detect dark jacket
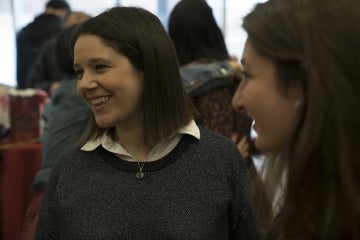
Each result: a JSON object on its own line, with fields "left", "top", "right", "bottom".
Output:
{"left": 31, "top": 76, "right": 88, "bottom": 191}
{"left": 16, "top": 13, "right": 63, "bottom": 89}
{"left": 28, "top": 37, "right": 64, "bottom": 93}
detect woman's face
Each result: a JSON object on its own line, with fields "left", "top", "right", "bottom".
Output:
{"left": 232, "top": 40, "right": 303, "bottom": 154}
{"left": 74, "top": 34, "right": 143, "bottom": 130}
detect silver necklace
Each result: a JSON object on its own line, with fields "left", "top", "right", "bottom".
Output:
{"left": 136, "top": 161, "right": 146, "bottom": 179}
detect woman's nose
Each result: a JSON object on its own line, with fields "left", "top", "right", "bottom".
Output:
{"left": 232, "top": 80, "right": 246, "bottom": 112}
{"left": 77, "top": 71, "right": 97, "bottom": 90}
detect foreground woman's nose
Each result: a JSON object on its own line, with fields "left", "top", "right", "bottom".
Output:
{"left": 232, "top": 80, "right": 246, "bottom": 112}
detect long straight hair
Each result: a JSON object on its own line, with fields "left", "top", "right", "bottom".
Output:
{"left": 243, "top": 0, "right": 360, "bottom": 239}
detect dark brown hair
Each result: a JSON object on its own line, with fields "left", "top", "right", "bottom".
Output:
{"left": 243, "top": 0, "right": 360, "bottom": 239}
{"left": 46, "top": 0, "right": 70, "bottom": 11}
{"left": 168, "top": 0, "right": 229, "bottom": 65}
{"left": 72, "top": 7, "right": 196, "bottom": 147}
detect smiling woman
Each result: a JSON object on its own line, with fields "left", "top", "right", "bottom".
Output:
{"left": 232, "top": 0, "right": 360, "bottom": 239}
{"left": 34, "top": 6, "right": 260, "bottom": 240}
{"left": 74, "top": 35, "right": 144, "bottom": 135}
{"left": 235, "top": 40, "right": 304, "bottom": 154}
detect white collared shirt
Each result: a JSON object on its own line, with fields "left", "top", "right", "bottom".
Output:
{"left": 81, "top": 120, "right": 200, "bottom": 162}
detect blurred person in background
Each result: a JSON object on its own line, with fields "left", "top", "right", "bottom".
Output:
{"left": 28, "top": 11, "right": 90, "bottom": 95}
{"left": 20, "top": 24, "right": 84, "bottom": 240}
{"left": 16, "top": 0, "right": 71, "bottom": 89}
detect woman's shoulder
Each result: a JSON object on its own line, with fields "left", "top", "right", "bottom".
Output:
{"left": 52, "top": 147, "right": 96, "bottom": 169}
{"left": 50, "top": 147, "right": 107, "bottom": 180}
{"left": 198, "top": 128, "right": 241, "bottom": 156}
{"left": 195, "top": 128, "right": 249, "bottom": 178}
{"left": 199, "top": 127, "right": 234, "bottom": 143}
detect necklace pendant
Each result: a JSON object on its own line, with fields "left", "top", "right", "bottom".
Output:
{"left": 136, "top": 171, "right": 144, "bottom": 179}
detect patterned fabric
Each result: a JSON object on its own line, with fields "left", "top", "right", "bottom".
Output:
{"left": 192, "top": 81, "right": 253, "bottom": 140}
{"left": 181, "top": 61, "right": 234, "bottom": 97}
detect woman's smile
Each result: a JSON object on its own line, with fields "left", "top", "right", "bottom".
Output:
{"left": 88, "top": 95, "right": 112, "bottom": 108}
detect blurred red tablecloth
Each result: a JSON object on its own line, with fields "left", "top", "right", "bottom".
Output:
{"left": 0, "top": 142, "right": 41, "bottom": 240}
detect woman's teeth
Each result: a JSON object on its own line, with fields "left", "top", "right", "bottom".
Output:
{"left": 91, "top": 96, "right": 111, "bottom": 106}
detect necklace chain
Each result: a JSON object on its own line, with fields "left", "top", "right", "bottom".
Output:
{"left": 136, "top": 161, "right": 146, "bottom": 179}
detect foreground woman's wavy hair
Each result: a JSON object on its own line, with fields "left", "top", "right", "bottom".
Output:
{"left": 243, "top": 0, "right": 360, "bottom": 239}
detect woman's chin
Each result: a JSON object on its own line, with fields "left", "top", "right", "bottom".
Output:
{"left": 254, "top": 138, "right": 264, "bottom": 152}
{"left": 255, "top": 138, "right": 287, "bottom": 155}
{"left": 254, "top": 137, "right": 271, "bottom": 154}
{"left": 95, "top": 119, "right": 113, "bottom": 128}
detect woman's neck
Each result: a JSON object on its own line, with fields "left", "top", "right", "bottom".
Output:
{"left": 115, "top": 126, "right": 153, "bottom": 161}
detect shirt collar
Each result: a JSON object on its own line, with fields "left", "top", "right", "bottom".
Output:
{"left": 80, "top": 120, "right": 200, "bottom": 162}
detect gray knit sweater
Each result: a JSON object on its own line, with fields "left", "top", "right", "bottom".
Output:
{"left": 35, "top": 129, "right": 260, "bottom": 240}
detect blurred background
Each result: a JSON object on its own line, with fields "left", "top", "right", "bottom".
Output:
{"left": 0, "top": 0, "right": 266, "bottom": 88}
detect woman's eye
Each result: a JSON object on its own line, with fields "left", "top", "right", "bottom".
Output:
{"left": 95, "top": 64, "right": 108, "bottom": 70}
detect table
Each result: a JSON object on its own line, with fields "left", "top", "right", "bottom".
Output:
{"left": 0, "top": 142, "right": 41, "bottom": 240}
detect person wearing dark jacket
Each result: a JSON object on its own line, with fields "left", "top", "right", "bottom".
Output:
{"left": 28, "top": 11, "right": 90, "bottom": 95}
{"left": 16, "top": 0, "right": 70, "bottom": 89}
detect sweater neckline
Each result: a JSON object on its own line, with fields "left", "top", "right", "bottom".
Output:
{"left": 97, "top": 134, "right": 195, "bottom": 173}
